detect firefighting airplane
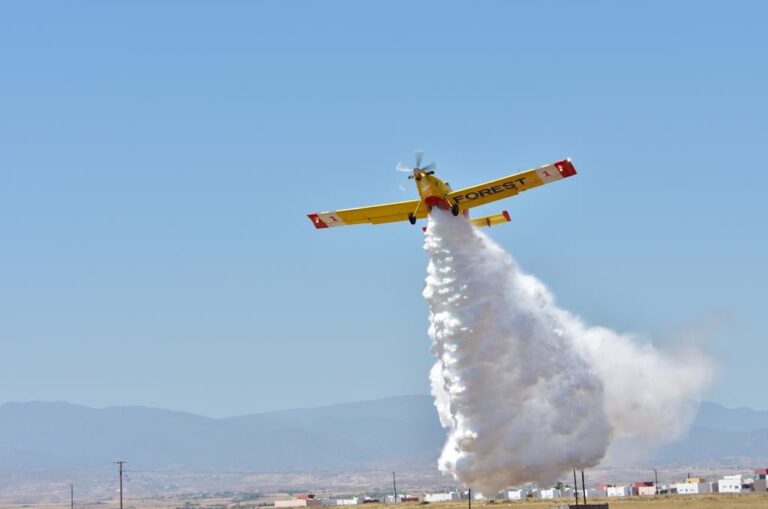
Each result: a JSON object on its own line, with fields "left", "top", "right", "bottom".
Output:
{"left": 307, "top": 152, "right": 577, "bottom": 229}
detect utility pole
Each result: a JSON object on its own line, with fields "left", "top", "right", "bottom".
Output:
{"left": 581, "top": 470, "right": 587, "bottom": 503}
{"left": 573, "top": 469, "right": 579, "bottom": 506}
{"left": 392, "top": 471, "right": 397, "bottom": 503}
{"left": 115, "top": 461, "right": 126, "bottom": 509}
{"left": 70, "top": 483, "right": 74, "bottom": 509}
{"left": 467, "top": 488, "right": 471, "bottom": 509}
{"left": 654, "top": 468, "right": 659, "bottom": 494}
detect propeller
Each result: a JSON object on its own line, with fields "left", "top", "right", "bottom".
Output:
{"left": 395, "top": 151, "right": 437, "bottom": 179}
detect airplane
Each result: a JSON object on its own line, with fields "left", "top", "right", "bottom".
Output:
{"left": 307, "top": 152, "right": 577, "bottom": 229}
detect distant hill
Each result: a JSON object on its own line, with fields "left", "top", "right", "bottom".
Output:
{"left": 0, "top": 396, "right": 443, "bottom": 471}
{"left": 654, "top": 425, "right": 768, "bottom": 465}
{"left": 694, "top": 401, "right": 768, "bottom": 432}
{"left": 653, "top": 401, "right": 768, "bottom": 465}
{"left": 0, "top": 396, "right": 766, "bottom": 472}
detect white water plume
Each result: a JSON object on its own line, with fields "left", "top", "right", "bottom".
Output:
{"left": 424, "top": 210, "right": 713, "bottom": 494}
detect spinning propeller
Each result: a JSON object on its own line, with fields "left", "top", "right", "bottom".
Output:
{"left": 395, "top": 150, "right": 437, "bottom": 179}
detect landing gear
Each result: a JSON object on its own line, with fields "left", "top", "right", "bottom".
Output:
{"left": 408, "top": 212, "right": 417, "bottom": 225}
{"left": 451, "top": 202, "right": 460, "bottom": 216}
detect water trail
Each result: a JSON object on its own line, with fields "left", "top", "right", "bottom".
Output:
{"left": 423, "top": 210, "right": 713, "bottom": 494}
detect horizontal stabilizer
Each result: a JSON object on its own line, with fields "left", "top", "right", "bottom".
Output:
{"left": 471, "top": 210, "right": 511, "bottom": 228}
{"left": 422, "top": 211, "right": 512, "bottom": 232}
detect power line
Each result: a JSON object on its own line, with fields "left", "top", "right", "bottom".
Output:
{"left": 572, "top": 469, "right": 579, "bottom": 506}
{"left": 114, "top": 461, "right": 126, "bottom": 509}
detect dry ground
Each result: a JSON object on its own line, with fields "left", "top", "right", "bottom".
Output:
{"left": 428, "top": 495, "right": 768, "bottom": 509}
{"left": 3, "top": 495, "right": 768, "bottom": 509}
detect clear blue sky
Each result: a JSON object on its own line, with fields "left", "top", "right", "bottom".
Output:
{"left": 1, "top": 1, "right": 765, "bottom": 417}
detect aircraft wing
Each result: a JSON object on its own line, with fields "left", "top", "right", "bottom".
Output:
{"left": 308, "top": 199, "right": 428, "bottom": 228}
{"left": 448, "top": 159, "right": 577, "bottom": 210}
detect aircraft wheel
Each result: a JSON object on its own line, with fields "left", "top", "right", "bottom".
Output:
{"left": 451, "top": 203, "right": 460, "bottom": 216}
{"left": 408, "top": 213, "right": 417, "bottom": 225}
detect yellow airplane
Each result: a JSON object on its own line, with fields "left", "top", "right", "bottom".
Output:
{"left": 307, "top": 152, "right": 577, "bottom": 229}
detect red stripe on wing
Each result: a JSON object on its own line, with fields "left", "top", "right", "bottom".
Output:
{"left": 307, "top": 213, "right": 329, "bottom": 229}
{"left": 554, "top": 159, "right": 577, "bottom": 178}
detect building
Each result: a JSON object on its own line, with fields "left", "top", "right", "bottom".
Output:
{"left": 675, "top": 482, "right": 711, "bottom": 495}
{"left": 718, "top": 475, "right": 743, "bottom": 494}
{"left": 754, "top": 469, "right": 767, "bottom": 492}
{"left": 539, "top": 488, "right": 561, "bottom": 499}
{"left": 335, "top": 499, "right": 361, "bottom": 506}
{"left": 383, "top": 495, "right": 418, "bottom": 504}
{"left": 637, "top": 485, "right": 656, "bottom": 496}
{"left": 320, "top": 498, "right": 360, "bottom": 506}
{"left": 606, "top": 486, "right": 632, "bottom": 497}
{"left": 585, "top": 488, "right": 607, "bottom": 498}
{"left": 633, "top": 482, "right": 655, "bottom": 496}
{"left": 507, "top": 488, "right": 531, "bottom": 500}
{"left": 276, "top": 499, "right": 322, "bottom": 508}
{"left": 424, "top": 493, "right": 459, "bottom": 503}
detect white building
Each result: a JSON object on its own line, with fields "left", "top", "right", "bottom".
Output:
{"left": 676, "top": 482, "right": 711, "bottom": 495}
{"left": 719, "top": 475, "right": 744, "bottom": 494}
{"left": 424, "top": 493, "right": 459, "bottom": 503}
{"left": 276, "top": 500, "right": 322, "bottom": 508}
{"left": 506, "top": 489, "right": 524, "bottom": 500}
{"left": 606, "top": 486, "right": 632, "bottom": 497}
{"left": 637, "top": 485, "right": 656, "bottom": 496}
{"left": 585, "top": 488, "right": 607, "bottom": 498}
{"left": 330, "top": 499, "right": 360, "bottom": 506}
{"left": 539, "top": 489, "right": 561, "bottom": 499}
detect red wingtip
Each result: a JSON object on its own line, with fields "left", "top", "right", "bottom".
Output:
{"left": 307, "top": 213, "right": 328, "bottom": 229}
{"left": 502, "top": 210, "right": 511, "bottom": 222}
{"left": 554, "top": 159, "right": 577, "bottom": 178}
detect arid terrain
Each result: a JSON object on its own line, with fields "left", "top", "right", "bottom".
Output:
{"left": 0, "top": 465, "right": 760, "bottom": 503}
{"left": 2, "top": 495, "right": 768, "bottom": 509}
{"left": 1, "top": 465, "right": 766, "bottom": 509}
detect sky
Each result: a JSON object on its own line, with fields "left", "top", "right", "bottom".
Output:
{"left": 1, "top": 1, "right": 766, "bottom": 418}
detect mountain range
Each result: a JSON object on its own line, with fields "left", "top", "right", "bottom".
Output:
{"left": 0, "top": 396, "right": 766, "bottom": 472}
